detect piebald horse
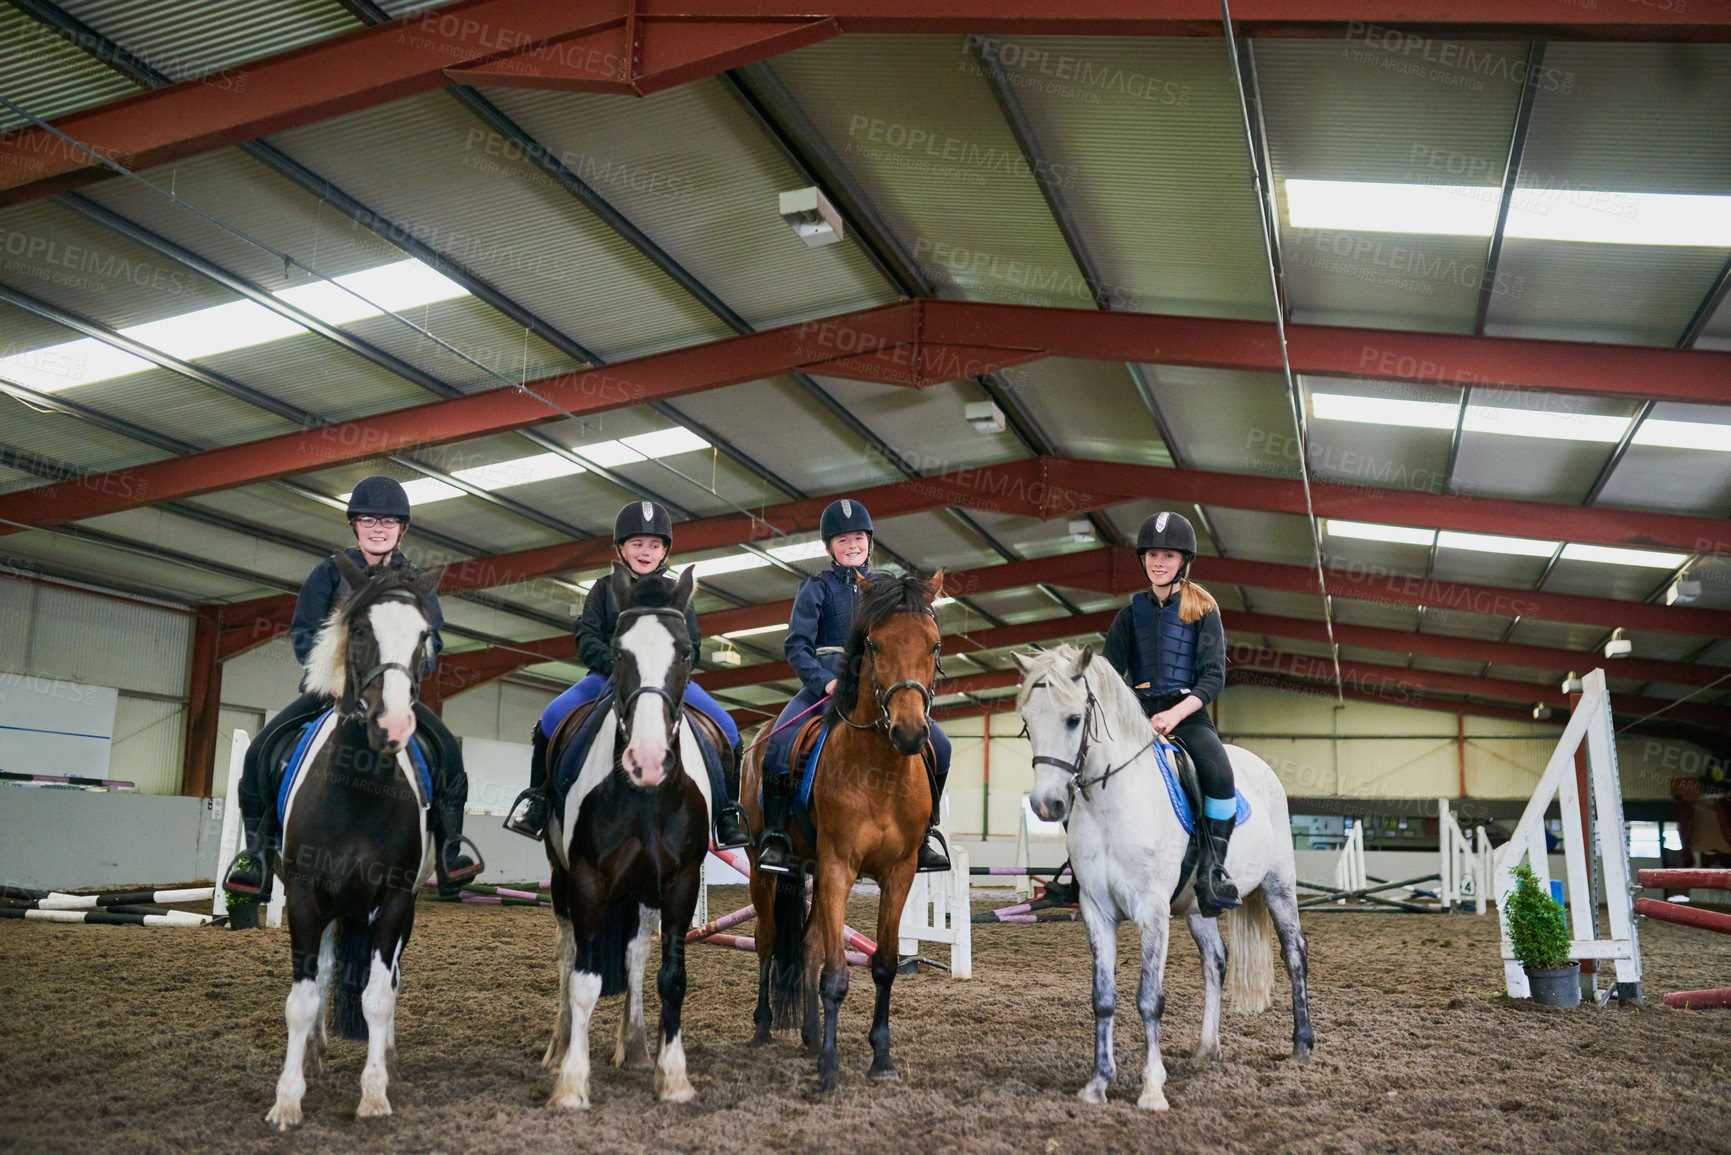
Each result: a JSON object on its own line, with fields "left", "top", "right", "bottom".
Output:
{"left": 265, "top": 555, "right": 441, "bottom": 1129}
{"left": 1014, "top": 644, "right": 1314, "bottom": 1111}
{"left": 541, "top": 564, "right": 712, "bottom": 1109}
{"left": 740, "top": 570, "right": 944, "bottom": 1092}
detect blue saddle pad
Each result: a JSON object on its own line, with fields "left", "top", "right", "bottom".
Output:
{"left": 553, "top": 694, "right": 617, "bottom": 799}
{"left": 796, "top": 722, "right": 832, "bottom": 809}
{"left": 1153, "top": 737, "right": 1250, "bottom": 835}
{"left": 276, "top": 709, "right": 432, "bottom": 823}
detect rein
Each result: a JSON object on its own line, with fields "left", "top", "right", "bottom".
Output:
{"left": 1027, "top": 682, "right": 1160, "bottom": 802}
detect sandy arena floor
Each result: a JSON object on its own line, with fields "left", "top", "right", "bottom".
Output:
{"left": 2, "top": 885, "right": 1728, "bottom": 1155}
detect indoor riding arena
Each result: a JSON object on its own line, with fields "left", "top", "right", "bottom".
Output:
{"left": 2, "top": 4, "right": 1729, "bottom": 1154}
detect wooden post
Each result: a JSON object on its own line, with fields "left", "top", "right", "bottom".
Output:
{"left": 180, "top": 604, "right": 223, "bottom": 798}
{"left": 980, "top": 713, "right": 991, "bottom": 840}
{"left": 1456, "top": 710, "right": 1467, "bottom": 797}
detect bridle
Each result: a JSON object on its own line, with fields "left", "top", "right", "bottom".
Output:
{"left": 342, "top": 590, "right": 431, "bottom": 723}
{"left": 1025, "top": 678, "right": 1159, "bottom": 802}
{"left": 611, "top": 607, "right": 693, "bottom": 742}
{"left": 838, "top": 606, "right": 939, "bottom": 734}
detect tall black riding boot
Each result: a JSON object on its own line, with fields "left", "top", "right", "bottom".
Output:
{"left": 504, "top": 722, "right": 552, "bottom": 840}
{"left": 712, "top": 738, "right": 751, "bottom": 850}
{"left": 755, "top": 771, "right": 797, "bottom": 876}
{"left": 222, "top": 812, "right": 273, "bottom": 900}
{"left": 916, "top": 754, "right": 951, "bottom": 873}
{"left": 429, "top": 746, "right": 483, "bottom": 890}
{"left": 1194, "top": 811, "right": 1240, "bottom": 917}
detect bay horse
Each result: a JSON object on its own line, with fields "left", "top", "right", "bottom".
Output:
{"left": 265, "top": 554, "right": 441, "bottom": 1129}
{"left": 1013, "top": 644, "right": 1314, "bottom": 1111}
{"left": 541, "top": 563, "right": 711, "bottom": 1109}
{"left": 739, "top": 569, "right": 944, "bottom": 1091}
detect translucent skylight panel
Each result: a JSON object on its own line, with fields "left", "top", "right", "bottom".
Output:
{"left": 1559, "top": 543, "right": 1688, "bottom": 568}
{"left": 1436, "top": 530, "right": 1558, "bottom": 558}
{"left": 1633, "top": 419, "right": 1731, "bottom": 453}
{"left": 1324, "top": 520, "right": 1436, "bottom": 546}
{"left": 1459, "top": 407, "right": 1629, "bottom": 443}
{"left": 689, "top": 553, "right": 772, "bottom": 577}
{"left": 1312, "top": 393, "right": 1458, "bottom": 429}
{"left": 452, "top": 452, "right": 586, "bottom": 490}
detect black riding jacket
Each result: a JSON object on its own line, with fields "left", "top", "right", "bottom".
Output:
{"left": 574, "top": 570, "right": 702, "bottom": 678}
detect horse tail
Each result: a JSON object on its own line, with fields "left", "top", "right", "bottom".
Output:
{"left": 594, "top": 897, "right": 639, "bottom": 999}
{"left": 769, "top": 872, "right": 806, "bottom": 1029}
{"left": 1224, "top": 887, "right": 1274, "bottom": 1015}
{"left": 331, "top": 917, "right": 374, "bottom": 1040}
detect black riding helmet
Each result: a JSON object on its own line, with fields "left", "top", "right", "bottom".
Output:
{"left": 1137, "top": 511, "right": 1197, "bottom": 581}
{"left": 614, "top": 499, "right": 673, "bottom": 548}
{"left": 819, "top": 498, "right": 873, "bottom": 544}
{"left": 347, "top": 475, "right": 412, "bottom": 524}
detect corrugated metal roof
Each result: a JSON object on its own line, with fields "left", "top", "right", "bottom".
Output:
{"left": 57, "top": 0, "right": 361, "bottom": 83}
{"left": 3, "top": 526, "right": 255, "bottom": 601}
{"left": 1199, "top": 507, "right": 1313, "bottom": 566}
{"left": 1254, "top": 37, "right": 1528, "bottom": 332}
{"left": 1449, "top": 392, "right": 1643, "bottom": 502}
{"left": 0, "top": 7, "right": 143, "bottom": 132}
{"left": 996, "top": 36, "right": 1273, "bottom": 319}
{"left": 769, "top": 35, "right": 1092, "bottom": 307}
{"left": 265, "top": 91, "right": 736, "bottom": 362}
{"left": 1486, "top": 241, "right": 1729, "bottom": 345}
{"left": 806, "top": 375, "right": 1021, "bottom": 476}
{"left": 1005, "top": 357, "right": 1170, "bottom": 464}
{"left": 1595, "top": 402, "right": 1731, "bottom": 516}
{"left": 72, "top": 366, "right": 300, "bottom": 445}
{"left": 477, "top": 78, "right": 898, "bottom": 332}
{"left": 1142, "top": 363, "right": 1291, "bottom": 475}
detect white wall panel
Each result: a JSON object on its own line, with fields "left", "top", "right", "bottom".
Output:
{"left": 0, "top": 578, "right": 32, "bottom": 658}
{"left": 21, "top": 584, "right": 189, "bottom": 694}
{"left": 110, "top": 695, "right": 186, "bottom": 795}
{"left": 219, "top": 637, "right": 305, "bottom": 711}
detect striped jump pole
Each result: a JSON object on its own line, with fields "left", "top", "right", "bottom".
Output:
{"left": 0, "top": 771, "right": 136, "bottom": 790}
{"left": 708, "top": 845, "right": 881, "bottom": 957}
{"left": 688, "top": 903, "right": 757, "bottom": 942}
{"left": 701, "top": 931, "right": 871, "bottom": 968}
{"left": 0, "top": 907, "right": 211, "bottom": 927}
{"left": 0, "top": 885, "right": 214, "bottom": 910}
{"left": 1636, "top": 869, "right": 1731, "bottom": 1009}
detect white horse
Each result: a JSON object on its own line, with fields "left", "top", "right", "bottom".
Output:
{"left": 1013, "top": 644, "right": 1313, "bottom": 1111}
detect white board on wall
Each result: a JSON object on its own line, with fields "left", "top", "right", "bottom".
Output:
{"left": 462, "top": 735, "right": 531, "bottom": 814}
{"left": 0, "top": 675, "right": 119, "bottom": 778}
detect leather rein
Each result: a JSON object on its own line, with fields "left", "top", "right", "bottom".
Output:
{"left": 1025, "top": 680, "right": 1160, "bottom": 802}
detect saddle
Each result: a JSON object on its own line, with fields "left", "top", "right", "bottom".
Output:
{"left": 267, "top": 709, "right": 436, "bottom": 825}
{"left": 780, "top": 717, "right": 937, "bottom": 839}
{"left": 1158, "top": 736, "right": 1250, "bottom": 897}
{"left": 550, "top": 694, "right": 733, "bottom": 800}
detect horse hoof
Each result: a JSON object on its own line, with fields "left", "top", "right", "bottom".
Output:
{"left": 548, "top": 1092, "right": 590, "bottom": 1111}
{"left": 355, "top": 1098, "right": 392, "bottom": 1119}
{"left": 1137, "top": 1089, "right": 1170, "bottom": 1112}
{"left": 1077, "top": 1083, "right": 1108, "bottom": 1106}
{"left": 750, "top": 1030, "right": 771, "bottom": 1047}
{"left": 1192, "top": 1043, "right": 1222, "bottom": 1063}
{"left": 817, "top": 1072, "right": 839, "bottom": 1093}
{"left": 1291, "top": 1044, "right": 1314, "bottom": 1064}
{"left": 659, "top": 1085, "right": 697, "bottom": 1105}
{"left": 869, "top": 1066, "right": 899, "bottom": 1082}
{"left": 265, "top": 1109, "right": 301, "bottom": 1132}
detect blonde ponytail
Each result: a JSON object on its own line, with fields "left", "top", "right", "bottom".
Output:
{"left": 1177, "top": 578, "right": 1218, "bottom": 625}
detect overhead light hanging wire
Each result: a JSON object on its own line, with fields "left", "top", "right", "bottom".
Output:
{"left": 1218, "top": 1, "right": 1346, "bottom": 705}
{"left": 0, "top": 95, "right": 816, "bottom": 559}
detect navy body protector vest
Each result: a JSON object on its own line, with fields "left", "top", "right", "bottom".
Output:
{"left": 1129, "top": 591, "right": 1197, "bottom": 699}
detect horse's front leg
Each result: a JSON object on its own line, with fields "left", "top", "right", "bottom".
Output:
{"left": 542, "top": 913, "right": 574, "bottom": 1069}
{"left": 549, "top": 874, "right": 604, "bottom": 1110}
{"left": 614, "top": 905, "right": 653, "bottom": 1072}
{"left": 654, "top": 867, "right": 702, "bottom": 1103}
{"left": 1077, "top": 892, "right": 1118, "bottom": 1106}
{"left": 1186, "top": 912, "right": 1226, "bottom": 1062}
{"left": 868, "top": 856, "right": 918, "bottom": 1081}
{"left": 266, "top": 897, "right": 326, "bottom": 1130}
{"left": 356, "top": 895, "right": 414, "bottom": 1118}
{"left": 1134, "top": 905, "right": 1172, "bottom": 1112}
{"left": 812, "top": 856, "right": 854, "bottom": 1092}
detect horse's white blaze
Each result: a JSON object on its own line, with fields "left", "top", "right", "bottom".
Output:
{"left": 368, "top": 600, "right": 425, "bottom": 748}
{"left": 618, "top": 615, "right": 676, "bottom": 784}
{"left": 550, "top": 971, "right": 602, "bottom": 1110}
{"left": 356, "top": 954, "right": 397, "bottom": 1117}
{"left": 267, "top": 977, "right": 320, "bottom": 1129}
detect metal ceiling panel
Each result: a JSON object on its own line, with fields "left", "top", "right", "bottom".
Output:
{"left": 1700, "top": 291, "right": 1731, "bottom": 350}
{"left": 0, "top": 7, "right": 143, "bottom": 132}
{"left": 999, "top": 36, "right": 1273, "bottom": 319}
{"left": 872, "top": 509, "right": 993, "bottom": 574}
{"left": 1331, "top": 599, "right": 1421, "bottom": 631}
{"left": 79, "top": 505, "right": 319, "bottom": 587}
{"left": 1201, "top": 507, "right": 1314, "bottom": 566}
{"left": 1094, "top": 497, "right": 1219, "bottom": 554}
{"left": 58, "top": 0, "right": 360, "bottom": 82}
{"left": 1539, "top": 560, "right": 1671, "bottom": 604}
{"left": 339, "top": 298, "right": 579, "bottom": 393}
{"left": 808, "top": 375, "right": 1022, "bottom": 477}
{"left": 0, "top": 403, "right": 164, "bottom": 475}
{"left": 1487, "top": 242, "right": 1730, "bottom": 345}
{"left": 1139, "top": 363, "right": 1290, "bottom": 476}
{"left": 1428, "top": 547, "right": 1549, "bottom": 590}
{"left": 1004, "top": 357, "right": 1170, "bottom": 464}
{"left": 2, "top": 526, "right": 254, "bottom": 600}
{"left": 965, "top": 587, "right": 1067, "bottom": 623}
{"left": 1226, "top": 587, "right": 1325, "bottom": 622}
{"left": 1254, "top": 37, "right": 1529, "bottom": 332}
{"left": 477, "top": 79, "right": 896, "bottom": 331}
{"left": 1593, "top": 400, "right": 1731, "bottom": 516}
{"left": 1416, "top": 605, "right": 1516, "bottom": 641}
{"left": 1301, "top": 375, "right": 1457, "bottom": 494}
{"left": 1318, "top": 537, "right": 1429, "bottom": 582}
{"left": 264, "top": 91, "right": 734, "bottom": 361}
{"left": 1449, "top": 392, "right": 1642, "bottom": 503}
{"left": 194, "top": 333, "right": 437, "bottom": 420}
{"left": 768, "top": 35, "right": 1091, "bottom": 307}
{"left": 70, "top": 366, "right": 299, "bottom": 446}
{"left": 1506, "top": 618, "right": 1610, "bottom": 651}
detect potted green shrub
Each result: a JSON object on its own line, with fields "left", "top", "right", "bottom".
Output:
{"left": 225, "top": 855, "right": 261, "bottom": 930}
{"left": 1505, "top": 862, "right": 1578, "bottom": 1007}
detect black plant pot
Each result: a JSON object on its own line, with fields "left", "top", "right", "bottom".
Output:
{"left": 1525, "top": 962, "right": 1581, "bottom": 1007}
{"left": 227, "top": 898, "right": 260, "bottom": 930}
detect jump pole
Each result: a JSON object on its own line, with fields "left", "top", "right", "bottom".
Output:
{"left": 1635, "top": 869, "right": 1731, "bottom": 1009}
{"left": 2, "top": 885, "right": 214, "bottom": 909}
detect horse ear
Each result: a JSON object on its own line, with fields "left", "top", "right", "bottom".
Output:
{"left": 1011, "top": 651, "right": 1035, "bottom": 674}
{"left": 331, "top": 550, "right": 368, "bottom": 591}
{"left": 608, "top": 560, "right": 633, "bottom": 606}
{"left": 854, "top": 569, "right": 873, "bottom": 591}
{"left": 1074, "top": 645, "right": 1095, "bottom": 675}
{"left": 670, "top": 564, "right": 697, "bottom": 610}
{"left": 410, "top": 563, "right": 443, "bottom": 599}
{"left": 924, "top": 569, "right": 945, "bottom": 606}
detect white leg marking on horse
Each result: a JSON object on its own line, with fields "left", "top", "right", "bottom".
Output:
{"left": 356, "top": 954, "right": 397, "bottom": 1118}
{"left": 550, "top": 971, "right": 601, "bottom": 1110}
{"left": 544, "top": 916, "right": 575, "bottom": 1069}
{"left": 267, "top": 978, "right": 320, "bottom": 1130}
{"left": 656, "top": 1031, "right": 695, "bottom": 1104}
{"left": 615, "top": 913, "right": 653, "bottom": 1071}
{"left": 311, "top": 923, "right": 336, "bottom": 1068}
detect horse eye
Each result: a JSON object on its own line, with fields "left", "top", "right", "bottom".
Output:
{"left": 866, "top": 639, "right": 880, "bottom": 653}
{"left": 1065, "top": 714, "right": 1082, "bottom": 729}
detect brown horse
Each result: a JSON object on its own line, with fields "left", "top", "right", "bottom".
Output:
{"left": 739, "top": 569, "right": 944, "bottom": 1091}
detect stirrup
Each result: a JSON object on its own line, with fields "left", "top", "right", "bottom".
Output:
{"left": 916, "top": 826, "right": 951, "bottom": 873}
{"left": 755, "top": 829, "right": 796, "bottom": 876}
{"left": 713, "top": 801, "right": 751, "bottom": 851}
{"left": 436, "top": 834, "right": 485, "bottom": 887}
{"left": 502, "top": 787, "right": 548, "bottom": 841}
{"left": 221, "top": 842, "right": 272, "bottom": 902}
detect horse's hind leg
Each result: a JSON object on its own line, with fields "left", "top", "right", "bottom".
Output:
{"left": 1186, "top": 913, "right": 1226, "bottom": 1062}
{"left": 614, "top": 905, "right": 653, "bottom": 1072}
{"left": 357, "top": 899, "right": 413, "bottom": 1119}
{"left": 1133, "top": 907, "right": 1172, "bottom": 1112}
{"left": 1077, "top": 894, "right": 1118, "bottom": 1106}
{"left": 1263, "top": 880, "right": 1315, "bottom": 1061}
{"left": 654, "top": 869, "right": 701, "bottom": 1103}
{"left": 309, "top": 922, "right": 337, "bottom": 1072}
{"left": 267, "top": 901, "right": 326, "bottom": 1130}
{"left": 542, "top": 913, "right": 574, "bottom": 1069}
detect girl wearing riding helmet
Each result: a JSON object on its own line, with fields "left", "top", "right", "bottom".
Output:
{"left": 755, "top": 498, "right": 952, "bottom": 877}
{"left": 505, "top": 500, "right": 751, "bottom": 849}
{"left": 1102, "top": 510, "right": 1236, "bottom": 916}
{"left": 223, "top": 475, "right": 481, "bottom": 900}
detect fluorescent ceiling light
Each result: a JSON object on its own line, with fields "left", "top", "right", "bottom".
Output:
{"left": 1286, "top": 179, "right": 1731, "bottom": 246}
{"left": 1324, "top": 520, "right": 1435, "bottom": 546}
{"left": 1559, "top": 543, "right": 1688, "bottom": 569}
{"left": 933, "top": 596, "right": 957, "bottom": 607}
{"left": 574, "top": 427, "right": 710, "bottom": 468}
{"left": 723, "top": 623, "right": 785, "bottom": 639}
{"left": 689, "top": 554, "right": 771, "bottom": 577}
{"left": 766, "top": 539, "right": 829, "bottom": 563}
{"left": 452, "top": 452, "right": 585, "bottom": 491}
{"left": 1436, "top": 530, "right": 1558, "bottom": 558}
{"left": 1312, "top": 392, "right": 1632, "bottom": 443}
{"left": 1313, "top": 393, "right": 1458, "bottom": 430}
{"left": 0, "top": 258, "right": 468, "bottom": 394}
{"left": 1633, "top": 419, "right": 1731, "bottom": 453}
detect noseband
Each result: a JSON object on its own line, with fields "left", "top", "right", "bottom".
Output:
{"left": 612, "top": 607, "right": 692, "bottom": 740}
{"left": 1026, "top": 681, "right": 1157, "bottom": 801}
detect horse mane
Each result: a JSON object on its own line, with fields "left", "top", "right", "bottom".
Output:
{"left": 301, "top": 567, "right": 426, "bottom": 697}
{"left": 829, "top": 571, "right": 938, "bottom": 722}
{"left": 1015, "top": 643, "right": 1149, "bottom": 743}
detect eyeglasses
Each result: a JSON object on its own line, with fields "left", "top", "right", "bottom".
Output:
{"left": 353, "top": 516, "right": 403, "bottom": 528}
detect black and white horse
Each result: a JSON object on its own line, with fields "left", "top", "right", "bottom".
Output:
{"left": 542, "top": 563, "right": 712, "bottom": 1109}
{"left": 264, "top": 555, "right": 440, "bottom": 1129}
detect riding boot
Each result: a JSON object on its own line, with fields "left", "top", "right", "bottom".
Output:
{"left": 222, "top": 809, "right": 275, "bottom": 902}
{"left": 712, "top": 737, "right": 751, "bottom": 850}
{"left": 755, "top": 771, "right": 797, "bottom": 876}
{"left": 1194, "top": 811, "right": 1240, "bottom": 917}
{"left": 504, "top": 722, "right": 552, "bottom": 840}
{"left": 430, "top": 751, "right": 483, "bottom": 890}
{"left": 916, "top": 751, "right": 951, "bottom": 873}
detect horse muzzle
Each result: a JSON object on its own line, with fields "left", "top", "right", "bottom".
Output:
{"left": 622, "top": 737, "right": 672, "bottom": 786}
{"left": 888, "top": 720, "right": 929, "bottom": 757}
{"left": 369, "top": 707, "right": 416, "bottom": 756}
{"left": 1030, "top": 790, "right": 1068, "bottom": 824}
